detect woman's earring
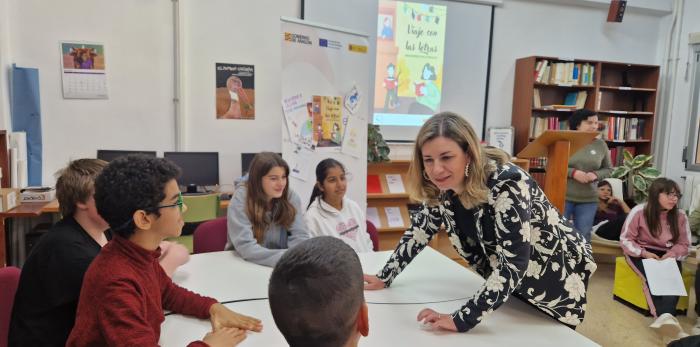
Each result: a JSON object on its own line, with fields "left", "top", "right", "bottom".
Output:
{"left": 464, "top": 164, "right": 470, "bottom": 177}
{"left": 423, "top": 171, "right": 430, "bottom": 180}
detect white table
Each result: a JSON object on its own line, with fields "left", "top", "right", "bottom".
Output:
{"left": 163, "top": 247, "right": 599, "bottom": 346}
{"left": 172, "top": 248, "right": 479, "bottom": 304}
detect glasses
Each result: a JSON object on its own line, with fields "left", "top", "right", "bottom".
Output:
{"left": 154, "top": 192, "right": 184, "bottom": 212}
{"left": 664, "top": 192, "right": 682, "bottom": 200}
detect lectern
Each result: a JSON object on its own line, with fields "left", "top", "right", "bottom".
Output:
{"left": 517, "top": 130, "right": 599, "bottom": 212}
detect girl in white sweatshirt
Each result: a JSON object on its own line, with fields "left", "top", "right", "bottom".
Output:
{"left": 305, "top": 159, "right": 374, "bottom": 253}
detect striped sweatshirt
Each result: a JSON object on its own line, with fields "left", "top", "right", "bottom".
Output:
{"left": 620, "top": 203, "right": 690, "bottom": 260}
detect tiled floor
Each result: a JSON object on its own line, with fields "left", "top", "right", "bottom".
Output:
{"left": 577, "top": 257, "right": 697, "bottom": 347}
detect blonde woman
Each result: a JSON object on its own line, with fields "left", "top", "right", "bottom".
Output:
{"left": 364, "top": 112, "right": 596, "bottom": 332}
{"left": 226, "top": 152, "right": 309, "bottom": 267}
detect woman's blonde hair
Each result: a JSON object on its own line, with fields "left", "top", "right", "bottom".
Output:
{"left": 407, "top": 112, "right": 509, "bottom": 208}
{"left": 246, "top": 152, "right": 296, "bottom": 243}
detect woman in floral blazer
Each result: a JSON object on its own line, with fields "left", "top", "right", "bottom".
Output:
{"left": 364, "top": 112, "right": 597, "bottom": 332}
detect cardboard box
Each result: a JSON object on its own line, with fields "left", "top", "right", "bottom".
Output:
{"left": 20, "top": 187, "right": 56, "bottom": 203}
{"left": 0, "top": 188, "right": 19, "bottom": 212}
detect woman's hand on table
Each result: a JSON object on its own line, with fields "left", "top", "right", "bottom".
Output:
{"left": 363, "top": 274, "right": 385, "bottom": 290}
{"left": 416, "top": 308, "right": 457, "bottom": 332}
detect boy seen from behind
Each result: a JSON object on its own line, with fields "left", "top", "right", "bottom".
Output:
{"left": 268, "top": 236, "right": 369, "bottom": 347}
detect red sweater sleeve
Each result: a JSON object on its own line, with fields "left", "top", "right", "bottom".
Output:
{"left": 157, "top": 263, "right": 217, "bottom": 318}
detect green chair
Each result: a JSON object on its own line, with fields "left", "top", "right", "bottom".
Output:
{"left": 168, "top": 193, "right": 220, "bottom": 253}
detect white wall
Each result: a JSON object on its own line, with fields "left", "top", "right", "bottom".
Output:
{"left": 180, "top": 0, "right": 300, "bottom": 189}
{"left": 487, "top": 0, "right": 670, "bottom": 131}
{"left": 7, "top": 0, "right": 176, "bottom": 184}
{"left": 662, "top": 0, "right": 700, "bottom": 183}
{"left": 0, "top": 0, "right": 685, "bottom": 189}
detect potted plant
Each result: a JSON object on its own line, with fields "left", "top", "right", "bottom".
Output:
{"left": 610, "top": 150, "right": 661, "bottom": 204}
{"left": 367, "top": 124, "right": 391, "bottom": 163}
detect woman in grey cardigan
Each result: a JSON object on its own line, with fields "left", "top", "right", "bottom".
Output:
{"left": 565, "top": 108, "right": 612, "bottom": 241}
{"left": 226, "top": 152, "right": 309, "bottom": 267}
{"left": 364, "top": 112, "right": 597, "bottom": 333}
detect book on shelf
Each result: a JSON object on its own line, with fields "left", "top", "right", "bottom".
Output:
{"left": 542, "top": 105, "right": 576, "bottom": 110}
{"left": 564, "top": 92, "right": 577, "bottom": 106}
{"left": 533, "top": 89, "right": 542, "bottom": 108}
{"left": 563, "top": 91, "right": 587, "bottom": 109}
{"left": 367, "top": 174, "right": 382, "bottom": 194}
{"left": 575, "top": 91, "right": 587, "bottom": 109}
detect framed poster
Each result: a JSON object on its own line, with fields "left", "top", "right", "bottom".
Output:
{"left": 487, "top": 126, "right": 514, "bottom": 156}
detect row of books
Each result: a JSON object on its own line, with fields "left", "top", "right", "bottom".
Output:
{"left": 609, "top": 146, "right": 636, "bottom": 166}
{"left": 529, "top": 117, "right": 570, "bottom": 138}
{"left": 533, "top": 90, "right": 587, "bottom": 109}
{"left": 534, "top": 60, "right": 595, "bottom": 86}
{"left": 600, "top": 117, "right": 647, "bottom": 141}
{"left": 528, "top": 157, "right": 548, "bottom": 169}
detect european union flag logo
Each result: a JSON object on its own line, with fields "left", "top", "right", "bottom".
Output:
{"left": 319, "top": 39, "right": 328, "bottom": 47}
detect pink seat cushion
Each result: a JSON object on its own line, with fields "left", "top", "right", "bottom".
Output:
{"left": 0, "top": 266, "right": 21, "bottom": 347}
{"left": 193, "top": 217, "right": 228, "bottom": 254}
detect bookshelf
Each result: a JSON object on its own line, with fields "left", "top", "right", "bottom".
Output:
{"left": 512, "top": 56, "right": 660, "bottom": 176}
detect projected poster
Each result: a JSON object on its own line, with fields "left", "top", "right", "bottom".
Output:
{"left": 374, "top": 1, "right": 447, "bottom": 126}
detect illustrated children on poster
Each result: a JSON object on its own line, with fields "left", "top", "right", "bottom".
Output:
{"left": 215, "top": 63, "right": 255, "bottom": 119}
{"left": 383, "top": 63, "right": 399, "bottom": 111}
{"left": 410, "top": 62, "right": 440, "bottom": 113}
{"left": 379, "top": 15, "right": 394, "bottom": 39}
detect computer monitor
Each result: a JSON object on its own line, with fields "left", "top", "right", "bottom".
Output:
{"left": 97, "top": 150, "right": 157, "bottom": 162}
{"left": 163, "top": 152, "right": 219, "bottom": 193}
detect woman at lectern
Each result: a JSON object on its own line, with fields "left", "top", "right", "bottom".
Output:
{"left": 363, "top": 112, "right": 596, "bottom": 333}
{"left": 564, "top": 109, "right": 612, "bottom": 242}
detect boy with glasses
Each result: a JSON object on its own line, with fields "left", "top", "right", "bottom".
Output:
{"left": 67, "top": 155, "right": 262, "bottom": 346}
{"left": 10, "top": 158, "right": 186, "bottom": 347}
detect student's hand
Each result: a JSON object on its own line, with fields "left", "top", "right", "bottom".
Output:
{"left": 209, "top": 303, "right": 263, "bottom": 332}
{"left": 416, "top": 308, "right": 458, "bottom": 332}
{"left": 202, "top": 327, "right": 246, "bottom": 347}
{"left": 660, "top": 253, "right": 675, "bottom": 260}
{"left": 642, "top": 250, "right": 660, "bottom": 260}
{"left": 572, "top": 170, "right": 589, "bottom": 184}
{"left": 363, "top": 274, "right": 385, "bottom": 290}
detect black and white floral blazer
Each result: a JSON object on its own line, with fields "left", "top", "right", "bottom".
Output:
{"left": 377, "top": 163, "right": 597, "bottom": 332}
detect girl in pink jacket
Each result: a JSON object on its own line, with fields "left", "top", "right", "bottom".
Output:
{"left": 620, "top": 177, "right": 690, "bottom": 342}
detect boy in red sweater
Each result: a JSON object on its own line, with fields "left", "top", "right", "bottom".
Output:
{"left": 67, "top": 155, "right": 262, "bottom": 347}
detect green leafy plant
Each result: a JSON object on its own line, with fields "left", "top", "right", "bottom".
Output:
{"left": 610, "top": 150, "right": 661, "bottom": 204}
{"left": 367, "top": 124, "right": 391, "bottom": 163}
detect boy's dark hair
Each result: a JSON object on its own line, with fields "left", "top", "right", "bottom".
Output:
{"left": 569, "top": 108, "right": 597, "bottom": 130}
{"left": 94, "top": 155, "right": 180, "bottom": 238}
{"left": 269, "top": 236, "right": 364, "bottom": 347}
{"left": 55, "top": 159, "right": 108, "bottom": 216}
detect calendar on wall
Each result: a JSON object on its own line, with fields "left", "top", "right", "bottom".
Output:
{"left": 60, "top": 41, "right": 108, "bottom": 99}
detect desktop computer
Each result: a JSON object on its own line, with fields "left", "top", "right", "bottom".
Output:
{"left": 163, "top": 152, "right": 219, "bottom": 194}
